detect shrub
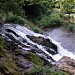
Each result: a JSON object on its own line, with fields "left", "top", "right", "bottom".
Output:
{"left": 0, "top": 10, "right": 6, "bottom": 24}
{"left": 6, "top": 12, "right": 18, "bottom": 23}
{"left": 26, "top": 52, "right": 69, "bottom": 75}
{"left": 16, "top": 16, "right": 25, "bottom": 25}
{"left": 38, "top": 14, "right": 63, "bottom": 28}
{"left": 6, "top": 12, "right": 25, "bottom": 25}
{"left": 28, "top": 52, "right": 44, "bottom": 66}
{"left": 0, "top": 36, "right": 6, "bottom": 49}
{"left": 33, "top": 26, "right": 43, "bottom": 33}
{"left": 67, "top": 22, "right": 75, "bottom": 31}
{"left": 26, "top": 64, "right": 69, "bottom": 75}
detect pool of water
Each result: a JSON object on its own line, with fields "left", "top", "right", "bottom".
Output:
{"left": 44, "top": 27, "right": 75, "bottom": 53}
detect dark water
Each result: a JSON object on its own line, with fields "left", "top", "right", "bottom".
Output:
{"left": 44, "top": 27, "right": 75, "bottom": 53}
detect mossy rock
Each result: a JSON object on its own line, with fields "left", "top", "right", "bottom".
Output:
{"left": 27, "top": 52, "right": 44, "bottom": 66}
{"left": 14, "top": 50, "right": 22, "bottom": 55}
{"left": 0, "top": 53, "right": 24, "bottom": 75}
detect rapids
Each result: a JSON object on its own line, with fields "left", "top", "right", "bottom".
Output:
{"left": 1, "top": 23, "right": 75, "bottom": 63}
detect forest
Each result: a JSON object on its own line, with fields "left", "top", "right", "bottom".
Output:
{"left": 0, "top": 0, "right": 75, "bottom": 30}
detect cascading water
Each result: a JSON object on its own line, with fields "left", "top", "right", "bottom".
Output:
{"left": 1, "top": 23, "right": 75, "bottom": 63}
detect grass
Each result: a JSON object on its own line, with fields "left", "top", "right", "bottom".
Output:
{"left": 25, "top": 52, "right": 69, "bottom": 75}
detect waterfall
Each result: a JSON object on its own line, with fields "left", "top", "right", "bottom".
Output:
{"left": 1, "top": 23, "right": 75, "bottom": 63}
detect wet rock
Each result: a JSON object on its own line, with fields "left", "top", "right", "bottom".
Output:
{"left": 57, "top": 56, "right": 75, "bottom": 75}
{"left": 21, "top": 50, "right": 29, "bottom": 56}
{"left": 16, "top": 56, "right": 34, "bottom": 69}
{"left": 0, "top": 52, "right": 24, "bottom": 75}
{"left": 45, "top": 47, "right": 57, "bottom": 55}
{"left": 26, "top": 35, "right": 57, "bottom": 54}
{"left": 6, "top": 29, "right": 19, "bottom": 37}
{"left": 13, "top": 48, "right": 29, "bottom": 57}
{"left": 26, "top": 35, "right": 43, "bottom": 44}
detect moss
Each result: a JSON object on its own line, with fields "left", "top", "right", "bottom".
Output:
{"left": 26, "top": 65, "right": 69, "bottom": 75}
{"left": 25, "top": 52, "right": 69, "bottom": 75}
{"left": 0, "top": 36, "right": 7, "bottom": 57}
{"left": 0, "top": 48, "right": 24, "bottom": 75}
{"left": 0, "top": 58, "right": 20, "bottom": 75}
{"left": 14, "top": 50, "right": 22, "bottom": 55}
{"left": 0, "top": 51, "right": 24, "bottom": 75}
{"left": 0, "top": 36, "right": 6, "bottom": 49}
{"left": 0, "top": 36, "right": 24, "bottom": 75}
{"left": 27, "top": 52, "right": 44, "bottom": 66}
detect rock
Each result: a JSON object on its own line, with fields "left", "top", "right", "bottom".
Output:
{"left": 21, "top": 50, "right": 29, "bottom": 56}
{"left": 26, "top": 35, "right": 57, "bottom": 54}
{"left": 57, "top": 56, "right": 75, "bottom": 75}
{"left": 26, "top": 35, "right": 43, "bottom": 44}
{"left": 16, "top": 56, "right": 34, "bottom": 69}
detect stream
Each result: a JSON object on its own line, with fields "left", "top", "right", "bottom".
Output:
{"left": 1, "top": 24, "right": 75, "bottom": 64}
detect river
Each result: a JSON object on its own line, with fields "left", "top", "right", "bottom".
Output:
{"left": 44, "top": 27, "right": 75, "bottom": 53}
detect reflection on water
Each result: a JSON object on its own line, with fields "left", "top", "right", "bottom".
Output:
{"left": 44, "top": 27, "right": 75, "bottom": 53}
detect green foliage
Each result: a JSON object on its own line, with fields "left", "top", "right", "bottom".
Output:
{"left": 0, "top": 0, "right": 55, "bottom": 17}
{"left": 33, "top": 26, "right": 43, "bottom": 33}
{"left": 28, "top": 52, "right": 44, "bottom": 65}
{"left": 0, "top": 36, "right": 6, "bottom": 49}
{"left": 26, "top": 52, "right": 69, "bottom": 75}
{"left": 6, "top": 12, "right": 26, "bottom": 25}
{"left": 24, "top": 0, "right": 53, "bottom": 5}
{"left": 25, "top": 3, "right": 51, "bottom": 18}
{"left": 26, "top": 65, "right": 69, "bottom": 75}
{"left": 26, "top": 64, "right": 69, "bottom": 75}
{"left": 16, "top": 16, "right": 26, "bottom": 25}
{"left": 0, "top": 0, "right": 25, "bottom": 16}
{"left": 36, "top": 14, "right": 63, "bottom": 28}
{"left": 6, "top": 12, "right": 17, "bottom": 23}
{"left": 0, "top": 36, "right": 6, "bottom": 56}
{"left": 61, "top": 0, "right": 75, "bottom": 14}
{"left": 0, "top": 36, "right": 24, "bottom": 75}
{"left": 0, "top": 10, "right": 6, "bottom": 24}
{"left": 67, "top": 22, "right": 75, "bottom": 31}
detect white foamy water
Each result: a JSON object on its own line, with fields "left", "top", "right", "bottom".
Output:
{"left": 3, "top": 24, "right": 75, "bottom": 62}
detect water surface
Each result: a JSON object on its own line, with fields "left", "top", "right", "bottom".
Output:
{"left": 44, "top": 27, "right": 75, "bottom": 53}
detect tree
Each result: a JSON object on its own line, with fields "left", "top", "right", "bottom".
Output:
{"left": 0, "top": 0, "right": 25, "bottom": 15}
{"left": 57, "top": 0, "right": 75, "bottom": 23}
{"left": 61, "top": 0, "right": 75, "bottom": 14}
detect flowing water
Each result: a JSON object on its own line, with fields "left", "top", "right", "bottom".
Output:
{"left": 44, "top": 27, "right": 75, "bottom": 53}
{"left": 1, "top": 24, "right": 75, "bottom": 64}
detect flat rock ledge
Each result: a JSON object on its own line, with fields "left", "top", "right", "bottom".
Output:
{"left": 57, "top": 56, "right": 75, "bottom": 75}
